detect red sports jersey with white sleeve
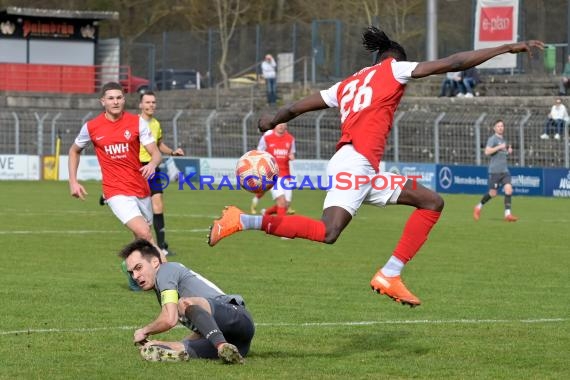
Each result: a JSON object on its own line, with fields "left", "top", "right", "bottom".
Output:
{"left": 257, "top": 130, "right": 295, "bottom": 177}
{"left": 74, "top": 112, "right": 155, "bottom": 198}
{"left": 320, "top": 58, "right": 417, "bottom": 172}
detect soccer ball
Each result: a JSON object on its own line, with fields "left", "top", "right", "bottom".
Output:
{"left": 236, "top": 150, "right": 279, "bottom": 194}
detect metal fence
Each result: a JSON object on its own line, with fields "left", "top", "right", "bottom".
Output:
{"left": 2, "top": 107, "right": 568, "bottom": 169}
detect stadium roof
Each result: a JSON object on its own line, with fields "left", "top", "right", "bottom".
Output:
{"left": 0, "top": 6, "right": 118, "bottom": 20}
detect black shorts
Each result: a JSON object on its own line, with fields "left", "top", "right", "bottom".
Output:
{"left": 182, "top": 295, "right": 255, "bottom": 359}
{"left": 142, "top": 162, "right": 163, "bottom": 195}
{"left": 488, "top": 172, "right": 511, "bottom": 190}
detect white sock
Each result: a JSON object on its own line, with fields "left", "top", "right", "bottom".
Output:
{"left": 476, "top": 203, "right": 483, "bottom": 209}
{"left": 240, "top": 214, "right": 262, "bottom": 230}
{"left": 251, "top": 197, "right": 259, "bottom": 206}
{"left": 505, "top": 209, "right": 511, "bottom": 216}
{"left": 380, "top": 256, "right": 404, "bottom": 277}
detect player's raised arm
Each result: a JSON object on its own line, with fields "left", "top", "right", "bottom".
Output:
{"left": 411, "top": 40, "right": 544, "bottom": 78}
{"left": 258, "top": 92, "right": 329, "bottom": 132}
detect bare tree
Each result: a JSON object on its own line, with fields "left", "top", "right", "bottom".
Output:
{"left": 215, "top": 0, "right": 250, "bottom": 89}
{"left": 362, "top": 0, "right": 382, "bottom": 26}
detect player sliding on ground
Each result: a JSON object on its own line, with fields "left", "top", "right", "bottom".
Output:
{"left": 208, "top": 26, "right": 544, "bottom": 307}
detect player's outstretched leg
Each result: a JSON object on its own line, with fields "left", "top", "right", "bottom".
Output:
{"left": 369, "top": 181, "right": 443, "bottom": 307}
{"left": 208, "top": 206, "right": 244, "bottom": 246}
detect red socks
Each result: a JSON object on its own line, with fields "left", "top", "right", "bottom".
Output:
{"left": 392, "top": 209, "right": 441, "bottom": 263}
{"left": 259, "top": 209, "right": 440, "bottom": 252}
{"left": 261, "top": 215, "right": 326, "bottom": 241}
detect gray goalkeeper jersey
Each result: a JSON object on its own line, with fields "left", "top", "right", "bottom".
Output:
{"left": 486, "top": 134, "right": 509, "bottom": 174}
{"left": 154, "top": 262, "right": 225, "bottom": 303}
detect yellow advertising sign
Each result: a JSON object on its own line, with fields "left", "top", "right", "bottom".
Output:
{"left": 43, "top": 156, "right": 57, "bottom": 180}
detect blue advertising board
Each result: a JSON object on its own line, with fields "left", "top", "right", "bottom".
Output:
{"left": 543, "top": 168, "right": 570, "bottom": 197}
{"left": 435, "top": 165, "right": 544, "bottom": 195}
{"left": 384, "top": 162, "right": 436, "bottom": 190}
{"left": 509, "top": 167, "right": 543, "bottom": 196}
{"left": 435, "top": 165, "right": 488, "bottom": 194}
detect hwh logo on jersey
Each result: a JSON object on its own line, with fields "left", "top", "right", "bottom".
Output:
{"left": 272, "top": 148, "right": 289, "bottom": 157}
{"left": 104, "top": 143, "right": 129, "bottom": 155}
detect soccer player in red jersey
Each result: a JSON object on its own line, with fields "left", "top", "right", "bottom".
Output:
{"left": 250, "top": 123, "right": 296, "bottom": 216}
{"left": 209, "top": 27, "right": 543, "bottom": 307}
{"left": 68, "top": 82, "right": 166, "bottom": 266}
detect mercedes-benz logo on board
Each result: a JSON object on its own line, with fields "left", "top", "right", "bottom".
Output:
{"left": 439, "top": 166, "right": 453, "bottom": 189}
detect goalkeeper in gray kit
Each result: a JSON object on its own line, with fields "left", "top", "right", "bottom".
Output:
{"left": 120, "top": 239, "right": 255, "bottom": 363}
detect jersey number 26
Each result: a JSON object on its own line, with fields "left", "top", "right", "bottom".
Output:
{"left": 339, "top": 70, "right": 376, "bottom": 122}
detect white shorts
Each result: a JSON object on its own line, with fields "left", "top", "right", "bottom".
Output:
{"left": 106, "top": 195, "right": 153, "bottom": 225}
{"left": 323, "top": 145, "right": 403, "bottom": 216}
{"left": 271, "top": 178, "right": 293, "bottom": 202}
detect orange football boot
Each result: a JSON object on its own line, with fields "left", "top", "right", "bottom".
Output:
{"left": 473, "top": 206, "right": 481, "bottom": 221}
{"left": 370, "top": 271, "right": 421, "bottom": 307}
{"left": 504, "top": 214, "right": 518, "bottom": 222}
{"left": 208, "top": 206, "right": 244, "bottom": 247}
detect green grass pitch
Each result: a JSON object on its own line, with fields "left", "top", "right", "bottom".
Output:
{"left": 0, "top": 181, "right": 568, "bottom": 379}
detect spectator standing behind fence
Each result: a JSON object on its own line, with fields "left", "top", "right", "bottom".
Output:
{"left": 541, "top": 98, "right": 569, "bottom": 140}
{"left": 473, "top": 120, "right": 518, "bottom": 222}
{"left": 261, "top": 54, "right": 277, "bottom": 105}
{"left": 559, "top": 55, "right": 570, "bottom": 96}
{"left": 456, "top": 67, "right": 479, "bottom": 98}
{"left": 439, "top": 71, "right": 462, "bottom": 97}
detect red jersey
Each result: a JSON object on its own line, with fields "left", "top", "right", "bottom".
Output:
{"left": 320, "top": 58, "right": 417, "bottom": 171}
{"left": 74, "top": 112, "right": 155, "bottom": 198}
{"left": 257, "top": 130, "right": 295, "bottom": 177}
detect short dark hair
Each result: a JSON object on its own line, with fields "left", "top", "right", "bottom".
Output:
{"left": 139, "top": 90, "right": 156, "bottom": 102}
{"left": 100, "top": 82, "right": 124, "bottom": 98}
{"left": 118, "top": 239, "right": 161, "bottom": 262}
{"left": 362, "top": 26, "right": 407, "bottom": 63}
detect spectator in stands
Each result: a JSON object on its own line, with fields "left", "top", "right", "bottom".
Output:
{"left": 541, "top": 98, "right": 568, "bottom": 140}
{"left": 559, "top": 55, "right": 570, "bottom": 96}
{"left": 438, "top": 71, "right": 462, "bottom": 97}
{"left": 457, "top": 67, "right": 479, "bottom": 98}
{"left": 261, "top": 54, "right": 277, "bottom": 105}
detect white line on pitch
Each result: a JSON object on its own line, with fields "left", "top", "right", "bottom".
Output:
{"left": 0, "top": 229, "right": 210, "bottom": 234}
{"left": 0, "top": 318, "right": 566, "bottom": 336}
{"left": 0, "top": 210, "right": 217, "bottom": 219}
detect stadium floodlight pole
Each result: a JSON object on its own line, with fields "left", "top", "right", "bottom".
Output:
{"left": 427, "top": 0, "right": 438, "bottom": 60}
